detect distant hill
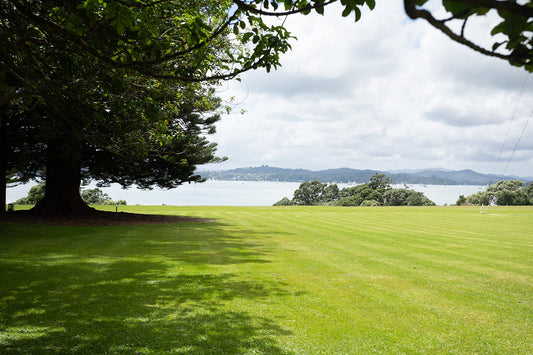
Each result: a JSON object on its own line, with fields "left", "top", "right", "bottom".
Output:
{"left": 201, "top": 165, "right": 533, "bottom": 185}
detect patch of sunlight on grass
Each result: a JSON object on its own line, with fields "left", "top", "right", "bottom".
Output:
{"left": 0, "top": 326, "right": 64, "bottom": 343}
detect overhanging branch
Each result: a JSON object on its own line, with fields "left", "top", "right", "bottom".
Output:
{"left": 403, "top": 0, "right": 510, "bottom": 61}
{"left": 10, "top": 0, "right": 240, "bottom": 77}
{"left": 233, "top": 0, "right": 337, "bottom": 17}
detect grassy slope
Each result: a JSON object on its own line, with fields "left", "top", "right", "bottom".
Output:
{"left": 0, "top": 206, "right": 531, "bottom": 354}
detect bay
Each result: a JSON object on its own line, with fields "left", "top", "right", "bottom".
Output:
{"left": 7, "top": 180, "right": 486, "bottom": 206}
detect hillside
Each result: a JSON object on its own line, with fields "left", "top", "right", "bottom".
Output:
{"left": 201, "top": 166, "right": 532, "bottom": 185}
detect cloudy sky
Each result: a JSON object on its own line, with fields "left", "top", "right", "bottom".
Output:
{"left": 205, "top": 1, "right": 533, "bottom": 177}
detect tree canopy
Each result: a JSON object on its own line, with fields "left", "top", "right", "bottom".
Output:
{"left": 80, "top": 188, "right": 127, "bottom": 206}
{"left": 274, "top": 173, "right": 436, "bottom": 206}
{"left": 1, "top": 1, "right": 250, "bottom": 214}
{"left": 459, "top": 180, "right": 532, "bottom": 206}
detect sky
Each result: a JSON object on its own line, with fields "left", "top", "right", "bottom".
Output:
{"left": 203, "top": 1, "right": 533, "bottom": 177}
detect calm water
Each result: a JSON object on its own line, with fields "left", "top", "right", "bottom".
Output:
{"left": 7, "top": 180, "right": 485, "bottom": 206}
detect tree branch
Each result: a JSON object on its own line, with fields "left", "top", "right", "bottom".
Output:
{"left": 403, "top": 0, "right": 510, "bottom": 61}
{"left": 10, "top": 0, "right": 239, "bottom": 76}
{"left": 461, "top": 17, "right": 468, "bottom": 37}
{"left": 113, "top": 0, "right": 171, "bottom": 8}
{"left": 233, "top": 0, "right": 337, "bottom": 17}
{"left": 0, "top": 91, "right": 39, "bottom": 107}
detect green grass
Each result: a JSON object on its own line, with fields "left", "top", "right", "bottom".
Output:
{"left": 1, "top": 206, "right": 532, "bottom": 354}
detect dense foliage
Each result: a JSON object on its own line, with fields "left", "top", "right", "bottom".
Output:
{"left": 274, "top": 173, "right": 436, "bottom": 206}
{"left": 457, "top": 180, "right": 533, "bottom": 206}
{"left": 1, "top": 1, "right": 246, "bottom": 214}
{"left": 13, "top": 183, "right": 46, "bottom": 205}
{"left": 80, "top": 188, "right": 127, "bottom": 206}
{"left": 14, "top": 184, "right": 126, "bottom": 206}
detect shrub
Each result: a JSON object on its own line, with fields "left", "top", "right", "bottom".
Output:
{"left": 361, "top": 200, "right": 380, "bottom": 206}
{"left": 273, "top": 197, "right": 292, "bottom": 206}
{"left": 336, "top": 195, "right": 364, "bottom": 206}
{"left": 14, "top": 183, "right": 45, "bottom": 204}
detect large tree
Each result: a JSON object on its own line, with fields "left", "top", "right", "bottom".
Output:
{"left": 3, "top": 60, "right": 228, "bottom": 214}
{"left": 1, "top": 0, "right": 292, "bottom": 215}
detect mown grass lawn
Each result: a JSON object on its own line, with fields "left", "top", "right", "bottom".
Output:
{"left": 1, "top": 206, "right": 531, "bottom": 354}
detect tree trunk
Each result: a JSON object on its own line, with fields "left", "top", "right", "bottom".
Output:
{"left": 32, "top": 135, "right": 94, "bottom": 216}
{"left": 1, "top": 101, "right": 5, "bottom": 213}
{"left": 0, "top": 121, "right": 6, "bottom": 214}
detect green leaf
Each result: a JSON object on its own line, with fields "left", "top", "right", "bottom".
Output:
{"left": 242, "top": 32, "right": 253, "bottom": 43}
{"left": 442, "top": 0, "right": 471, "bottom": 16}
{"left": 354, "top": 7, "right": 361, "bottom": 22}
{"left": 342, "top": 5, "right": 352, "bottom": 17}
{"left": 490, "top": 21, "right": 506, "bottom": 36}
{"left": 475, "top": 7, "right": 489, "bottom": 16}
{"left": 116, "top": 22, "right": 125, "bottom": 35}
{"left": 492, "top": 41, "right": 506, "bottom": 51}
{"left": 366, "top": 0, "right": 375, "bottom": 10}
{"left": 284, "top": 0, "right": 294, "bottom": 11}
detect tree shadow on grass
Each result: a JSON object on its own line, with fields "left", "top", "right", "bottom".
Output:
{"left": 0, "top": 223, "right": 296, "bottom": 354}
{"left": 130, "top": 222, "right": 277, "bottom": 265}
{"left": 0, "top": 259, "right": 293, "bottom": 354}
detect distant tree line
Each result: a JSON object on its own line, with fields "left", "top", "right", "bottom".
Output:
{"left": 14, "top": 183, "right": 126, "bottom": 206}
{"left": 457, "top": 180, "right": 533, "bottom": 206}
{"left": 274, "top": 174, "right": 435, "bottom": 207}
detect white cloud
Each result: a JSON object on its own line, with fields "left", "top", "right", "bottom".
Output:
{"left": 209, "top": 1, "right": 533, "bottom": 177}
